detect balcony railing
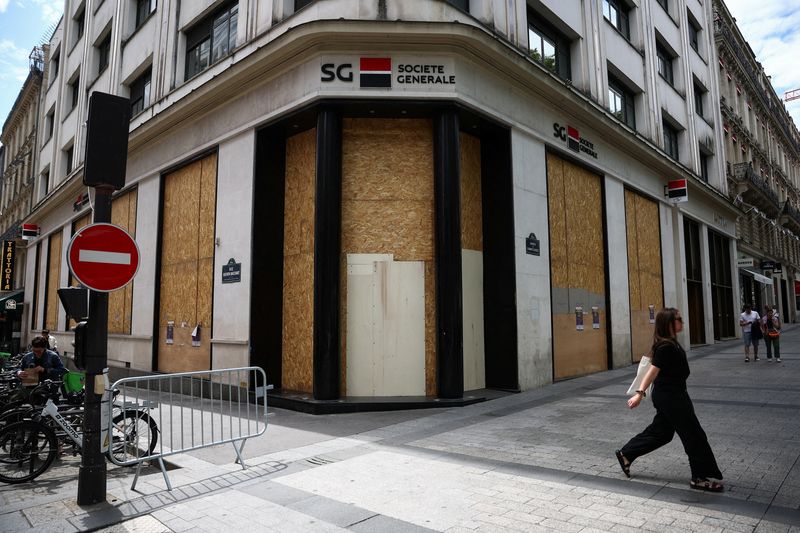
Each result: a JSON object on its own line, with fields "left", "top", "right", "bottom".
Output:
{"left": 783, "top": 201, "right": 800, "bottom": 229}
{"left": 732, "top": 162, "right": 781, "bottom": 212}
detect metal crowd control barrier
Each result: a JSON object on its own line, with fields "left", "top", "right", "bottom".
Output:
{"left": 108, "top": 366, "right": 269, "bottom": 491}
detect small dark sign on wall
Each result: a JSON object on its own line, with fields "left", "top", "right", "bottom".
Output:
{"left": 222, "top": 258, "right": 241, "bottom": 283}
{"left": 760, "top": 260, "right": 776, "bottom": 270}
{"left": 526, "top": 233, "right": 540, "bottom": 256}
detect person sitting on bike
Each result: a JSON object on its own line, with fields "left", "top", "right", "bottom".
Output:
{"left": 16, "top": 336, "right": 66, "bottom": 386}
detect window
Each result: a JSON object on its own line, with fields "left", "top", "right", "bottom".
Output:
{"left": 656, "top": 0, "right": 668, "bottom": 12}
{"left": 40, "top": 169, "right": 49, "bottom": 198}
{"left": 136, "top": 0, "right": 156, "bottom": 29}
{"left": 699, "top": 151, "right": 709, "bottom": 182}
{"left": 50, "top": 51, "right": 60, "bottom": 82}
{"left": 69, "top": 77, "right": 80, "bottom": 110}
{"left": 663, "top": 118, "right": 679, "bottom": 160}
{"left": 608, "top": 74, "right": 636, "bottom": 128}
{"left": 185, "top": 1, "right": 238, "bottom": 80}
{"left": 65, "top": 145, "right": 74, "bottom": 174}
{"left": 688, "top": 17, "right": 700, "bottom": 52}
{"left": 97, "top": 34, "right": 111, "bottom": 74}
{"left": 74, "top": 7, "right": 85, "bottom": 42}
{"left": 656, "top": 42, "right": 674, "bottom": 85}
{"left": 694, "top": 82, "right": 705, "bottom": 117}
{"left": 603, "top": 0, "right": 630, "bottom": 40}
{"left": 528, "top": 14, "right": 571, "bottom": 81}
{"left": 130, "top": 68, "right": 152, "bottom": 115}
{"left": 44, "top": 108, "right": 55, "bottom": 141}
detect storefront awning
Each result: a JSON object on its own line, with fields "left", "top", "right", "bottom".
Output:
{"left": 741, "top": 268, "right": 773, "bottom": 285}
{"left": 0, "top": 290, "right": 24, "bottom": 311}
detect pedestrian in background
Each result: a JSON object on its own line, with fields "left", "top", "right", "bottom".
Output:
{"left": 615, "top": 308, "right": 724, "bottom": 492}
{"left": 761, "top": 305, "right": 781, "bottom": 363}
{"left": 739, "top": 303, "right": 760, "bottom": 362}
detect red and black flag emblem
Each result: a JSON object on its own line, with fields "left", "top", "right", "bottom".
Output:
{"left": 567, "top": 126, "right": 580, "bottom": 152}
{"left": 22, "top": 224, "right": 40, "bottom": 239}
{"left": 360, "top": 58, "right": 391, "bottom": 88}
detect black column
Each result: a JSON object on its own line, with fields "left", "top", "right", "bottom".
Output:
{"left": 313, "top": 108, "right": 342, "bottom": 400}
{"left": 434, "top": 109, "right": 464, "bottom": 399}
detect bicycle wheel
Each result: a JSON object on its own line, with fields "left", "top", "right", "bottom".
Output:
{"left": 109, "top": 411, "right": 158, "bottom": 464}
{"left": 0, "top": 420, "right": 58, "bottom": 483}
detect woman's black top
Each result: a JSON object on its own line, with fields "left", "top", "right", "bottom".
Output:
{"left": 651, "top": 340, "right": 690, "bottom": 389}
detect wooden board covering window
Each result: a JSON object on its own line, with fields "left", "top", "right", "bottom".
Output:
{"left": 108, "top": 189, "right": 137, "bottom": 334}
{"left": 282, "top": 129, "right": 316, "bottom": 393}
{"left": 547, "top": 153, "right": 608, "bottom": 379}
{"left": 157, "top": 153, "right": 217, "bottom": 373}
{"left": 67, "top": 213, "right": 92, "bottom": 330}
{"left": 624, "top": 190, "right": 664, "bottom": 362}
{"left": 31, "top": 243, "right": 41, "bottom": 330}
{"left": 340, "top": 118, "right": 436, "bottom": 395}
{"left": 44, "top": 232, "right": 62, "bottom": 331}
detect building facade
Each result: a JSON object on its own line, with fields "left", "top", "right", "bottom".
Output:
{"left": 26, "top": 0, "right": 741, "bottom": 405}
{"left": 713, "top": 0, "right": 800, "bottom": 324}
{"left": 0, "top": 47, "right": 44, "bottom": 354}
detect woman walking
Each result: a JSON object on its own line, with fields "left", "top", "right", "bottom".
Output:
{"left": 761, "top": 305, "right": 781, "bottom": 362}
{"left": 615, "top": 308, "right": 724, "bottom": 492}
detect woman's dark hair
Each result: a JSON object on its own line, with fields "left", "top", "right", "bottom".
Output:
{"left": 652, "top": 307, "right": 680, "bottom": 346}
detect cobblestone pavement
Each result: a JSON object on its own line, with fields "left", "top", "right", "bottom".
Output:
{"left": 2, "top": 329, "right": 799, "bottom": 532}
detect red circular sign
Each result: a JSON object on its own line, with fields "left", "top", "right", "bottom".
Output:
{"left": 67, "top": 223, "right": 140, "bottom": 292}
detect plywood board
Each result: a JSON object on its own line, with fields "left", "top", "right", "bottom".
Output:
{"left": 341, "top": 119, "right": 436, "bottom": 396}
{"left": 45, "top": 232, "right": 62, "bottom": 331}
{"left": 158, "top": 154, "right": 215, "bottom": 373}
{"left": 547, "top": 154, "right": 608, "bottom": 380}
{"left": 109, "top": 189, "right": 137, "bottom": 334}
{"left": 282, "top": 129, "right": 315, "bottom": 392}
{"left": 460, "top": 133, "right": 483, "bottom": 251}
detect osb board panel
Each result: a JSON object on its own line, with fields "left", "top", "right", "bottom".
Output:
{"left": 546, "top": 154, "right": 568, "bottom": 288}
{"left": 564, "top": 161, "right": 604, "bottom": 295}
{"left": 625, "top": 190, "right": 640, "bottom": 310}
{"left": 552, "top": 314, "right": 608, "bottom": 379}
{"left": 282, "top": 253, "right": 314, "bottom": 392}
{"left": 284, "top": 129, "right": 316, "bottom": 256}
{"left": 158, "top": 154, "right": 216, "bottom": 373}
{"left": 45, "top": 232, "right": 62, "bottom": 331}
{"left": 425, "top": 260, "right": 436, "bottom": 396}
{"left": 460, "top": 132, "right": 483, "bottom": 251}
{"left": 631, "top": 310, "right": 654, "bottom": 362}
{"left": 635, "top": 194, "right": 663, "bottom": 307}
{"left": 282, "top": 129, "right": 315, "bottom": 393}
{"left": 109, "top": 189, "right": 137, "bottom": 334}
{"left": 68, "top": 213, "right": 92, "bottom": 329}
{"left": 340, "top": 118, "right": 436, "bottom": 395}
{"left": 341, "top": 118, "right": 434, "bottom": 261}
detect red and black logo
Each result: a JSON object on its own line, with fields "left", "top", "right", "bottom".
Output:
{"left": 567, "top": 126, "right": 580, "bottom": 153}
{"left": 359, "top": 58, "right": 391, "bottom": 88}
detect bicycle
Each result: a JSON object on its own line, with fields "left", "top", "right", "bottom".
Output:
{"left": 0, "top": 395, "right": 158, "bottom": 484}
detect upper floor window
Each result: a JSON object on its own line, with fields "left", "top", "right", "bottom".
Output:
{"left": 136, "top": 0, "right": 157, "bottom": 30}
{"left": 608, "top": 74, "right": 635, "bottom": 129}
{"left": 69, "top": 77, "right": 80, "bottom": 111}
{"left": 699, "top": 150, "right": 709, "bottom": 182}
{"left": 130, "top": 68, "right": 152, "bottom": 115}
{"left": 97, "top": 34, "right": 111, "bottom": 74}
{"left": 74, "top": 7, "right": 85, "bottom": 43}
{"left": 688, "top": 15, "right": 700, "bottom": 53}
{"left": 528, "top": 13, "right": 571, "bottom": 81}
{"left": 603, "top": 0, "right": 630, "bottom": 40}
{"left": 44, "top": 108, "right": 55, "bottom": 141}
{"left": 65, "top": 145, "right": 74, "bottom": 174}
{"left": 656, "top": 0, "right": 668, "bottom": 13}
{"left": 49, "top": 51, "right": 60, "bottom": 83}
{"left": 663, "top": 118, "right": 679, "bottom": 160}
{"left": 656, "top": 41, "right": 674, "bottom": 86}
{"left": 185, "top": 1, "right": 238, "bottom": 80}
{"left": 694, "top": 81, "right": 705, "bottom": 117}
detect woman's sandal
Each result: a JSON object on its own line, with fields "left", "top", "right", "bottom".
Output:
{"left": 615, "top": 450, "right": 630, "bottom": 478}
{"left": 689, "top": 478, "right": 724, "bottom": 492}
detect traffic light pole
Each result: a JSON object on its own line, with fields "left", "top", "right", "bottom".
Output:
{"left": 77, "top": 186, "right": 112, "bottom": 505}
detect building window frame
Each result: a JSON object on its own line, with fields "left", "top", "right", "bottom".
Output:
{"left": 656, "top": 0, "right": 668, "bottom": 13}
{"left": 656, "top": 41, "right": 674, "bottom": 86}
{"left": 603, "top": 0, "right": 630, "bottom": 40}
{"left": 97, "top": 34, "right": 111, "bottom": 75}
{"left": 699, "top": 150, "right": 709, "bottom": 182}
{"left": 135, "top": 0, "right": 157, "bottom": 30}
{"left": 185, "top": 1, "right": 238, "bottom": 81}
{"left": 688, "top": 14, "right": 700, "bottom": 53}
{"left": 65, "top": 144, "right": 74, "bottom": 175}
{"left": 44, "top": 108, "right": 55, "bottom": 141}
{"left": 694, "top": 81, "right": 705, "bottom": 117}
{"left": 49, "top": 51, "right": 60, "bottom": 86}
{"left": 130, "top": 68, "right": 152, "bottom": 116}
{"left": 527, "top": 12, "right": 571, "bottom": 81}
{"left": 608, "top": 74, "right": 636, "bottom": 129}
{"left": 74, "top": 6, "right": 85, "bottom": 44}
{"left": 69, "top": 76, "right": 80, "bottom": 111}
{"left": 663, "top": 117, "right": 680, "bottom": 160}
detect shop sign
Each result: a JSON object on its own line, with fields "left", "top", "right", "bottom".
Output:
{"left": 222, "top": 258, "right": 241, "bottom": 283}
{"left": 773, "top": 262, "right": 782, "bottom": 273}
{"left": 2, "top": 241, "right": 14, "bottom": 291}
{"left": 320, "top": 56, "right": 456, "bottom": 91}
{"left": 760, "top": 260, "right": 776, "bottom": 270}
{"left": 666, "top": 179, "right": 688, "bottom": 203}
{"left": 553, "top": 123, "right": 598, "bottom": 159}
{"left": 525, "top": 233, "right": 540, "bottom": 256}
{"left": 5, "top": 300, "right": 16, "bottom": 310}
{"left": 22, "top": 224, "right": 39, "bottom": 240}
{"left": 737, "top": 256, "right": 756, "bottom": 268}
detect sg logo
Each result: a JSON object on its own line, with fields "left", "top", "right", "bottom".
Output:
{"left": 321, "top": 63, "right": 353, "bottom": 82}
{"left": 553, "top": 123, "right": 567, "bottom": 141}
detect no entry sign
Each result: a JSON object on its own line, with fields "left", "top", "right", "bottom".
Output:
{"left": 67, "top": 223, "right": 140, "bottom": 292}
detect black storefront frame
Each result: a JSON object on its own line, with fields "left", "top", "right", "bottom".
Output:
{"left": 250, "top": 99, "right": 519, "bottom": 406}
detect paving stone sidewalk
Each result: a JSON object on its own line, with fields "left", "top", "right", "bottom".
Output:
{"left": 2, "top": 329, "right": 799, "bottom": 532}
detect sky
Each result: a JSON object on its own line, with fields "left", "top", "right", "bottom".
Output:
{"left": 0, "top": 0, "right": 799, "bottom": 145}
